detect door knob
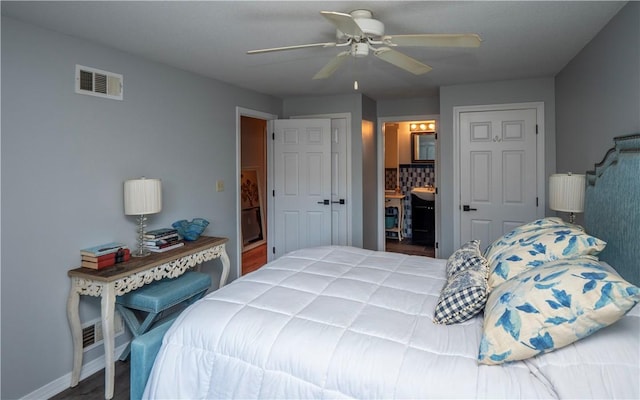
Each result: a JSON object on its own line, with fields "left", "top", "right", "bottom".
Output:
{"left": 462, "top": 205, "right": 477, "bottom": 211}
{"left": 331, "top": 199, "right": 346, "bottom": 205}
{"left": 317, "top": 199, "right": 330, "bottom": 205}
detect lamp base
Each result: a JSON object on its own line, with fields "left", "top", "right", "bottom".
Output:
{"left": 132, "top": 248, "right": 151, "bottom": 258}
{"left": 133, "top": 214, "right": 151, "bottom": 257}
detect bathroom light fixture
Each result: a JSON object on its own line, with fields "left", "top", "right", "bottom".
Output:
{"left": 124, "top": 177, "right": 162, "bottom": 257}
{"left": 410, "top": 121, "right": 436, "bottom": 132}
{"left": 549, "top": 172, "right": 585, "bottom": 224}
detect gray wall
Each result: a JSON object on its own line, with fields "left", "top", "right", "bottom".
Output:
{"left": 439, "top": 78, "right": 556, "bottom": 257}
{"left": 283, "top": 94, "right": 365, "bottom": 247}
{"left": 556, "top": 1, "right": 640, "bottom": 174}
{"left": 1, "top": 17, "right": 281, "bottom": 399}
{"left": 377, "top": 96, "right": 440, "bottom": 117}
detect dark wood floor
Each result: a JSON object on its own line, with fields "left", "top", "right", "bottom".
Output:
{"left": 386, "top": 239, "right": 435, "bottom": 257}
{"left": 50, "top": 361, "right": 130, "bottom": 400}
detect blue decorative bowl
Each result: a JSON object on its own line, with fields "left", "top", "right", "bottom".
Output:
{"left": 172, "top": 218, "right": 209, "bottom": 241}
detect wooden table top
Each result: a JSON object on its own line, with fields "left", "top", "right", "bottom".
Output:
{"left": 68, "top": 236, "right": 228, "bottom": 282}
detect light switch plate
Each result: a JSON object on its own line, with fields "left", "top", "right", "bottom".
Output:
{"left": 216, "top": 180, "right": 224, "bottom": 192}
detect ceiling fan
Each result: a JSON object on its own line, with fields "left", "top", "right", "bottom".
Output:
{"left": 247, "top": 9, "right": 482, "bottom": 80}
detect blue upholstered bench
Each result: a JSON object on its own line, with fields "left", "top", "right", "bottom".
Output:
{"left": 116, "top": 271, "right": 211, "bottom": 360}
{"left": 130, "top": 317, "right": 177, "bottom": 400}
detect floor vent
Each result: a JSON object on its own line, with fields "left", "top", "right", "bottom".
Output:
{"left": 75, "top": 64, "right": 123, "bottom": 100}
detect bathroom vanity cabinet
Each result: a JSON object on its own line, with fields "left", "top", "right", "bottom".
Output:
{"left": 411, "top": 194, "right": 435, "bottom": 246}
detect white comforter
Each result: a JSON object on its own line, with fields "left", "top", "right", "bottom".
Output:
{"left": 144, "top": 246, "right": 639, "bottom": 399}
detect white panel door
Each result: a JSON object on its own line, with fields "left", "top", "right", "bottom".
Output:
{"left": 330, "top": 118, "right": 348, "bottom": 246}
{"left": 460, "top": 108, "right": 538, "bottom": 250}
{"left": 273, "top": 119, "right": 332, "bottom": 258}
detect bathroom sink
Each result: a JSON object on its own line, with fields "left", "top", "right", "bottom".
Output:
{"left": 411, "top": 187, "right": 435, "bottom": 201}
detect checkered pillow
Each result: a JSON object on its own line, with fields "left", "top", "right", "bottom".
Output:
{"left": 446, "top": 240, "right": 482, "bottom": 278}
{"left": 434, "top": 256, "right": 489, "bottom": 324}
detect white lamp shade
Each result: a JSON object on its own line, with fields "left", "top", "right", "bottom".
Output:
{"left": 549, "top": 173, "right": 585, "bottom": 213}
{"left": 124, "top": 178, "right": 162, "bottom": 215}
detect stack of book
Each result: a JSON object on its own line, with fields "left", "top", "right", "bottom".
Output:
{"left": 80, "top": 242, "right": 130, "bottom": 269}
{"left": 144, "top": 228, "right": 184, "bottom": 252}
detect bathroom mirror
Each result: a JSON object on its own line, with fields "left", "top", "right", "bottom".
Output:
{"left": 411, "top": 132, "right": 436, "bottom": 163}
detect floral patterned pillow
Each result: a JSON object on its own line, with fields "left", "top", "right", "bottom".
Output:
{"left": 446, "top": 240, "right": 482, "bottom": 278}
{"left": 483, "top": 217, "right": 572, "bottom": 260}
{"left": 486, "top": 225, "right": 606, "bottom": 289}
{"left": 478, "top": 258, "right": 639, "bottom": 365}
{"left": 434, "top": 256, "right": 489, "bottom": 324}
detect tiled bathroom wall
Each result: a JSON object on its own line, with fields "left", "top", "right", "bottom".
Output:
{"left": 385, "top": 168, "right": 397, "bottom": 190}
{"left": 385, "top": 164, "right": 435, "bottom": 240}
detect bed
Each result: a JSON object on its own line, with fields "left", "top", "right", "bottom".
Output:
{"left": 143, "top": 135, "right": 640, "bottom": 399}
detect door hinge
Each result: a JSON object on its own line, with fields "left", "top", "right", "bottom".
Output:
{"left": 535, "top": 124, "right": 539, "bottom": 134}
{"left": 272, "top": 247, "right": 275, "bottom": 254}
{"left": 434, "top": 133, "right": 438, "bottom": 140}
{"left": 272, "top": 132, "right": 275, "bottom": 140}
{"left": 536, "top": 197, "right": 539, "bottom": 207}
{"left": 435, "top": 187, "right": 438, "bottom": 194}
{"left": 272, "top": 190, "right": 275, "bottom": 197}
{"left": 435, "top": 242, "right": 439, "bottom": 249}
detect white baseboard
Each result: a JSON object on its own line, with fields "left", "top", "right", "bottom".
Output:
{"left": 21, "top": 343, "right": 129, "bottom": 400}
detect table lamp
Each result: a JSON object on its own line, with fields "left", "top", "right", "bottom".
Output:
{"left": 549, "top": 172, "right": 585, "bottom": 224}
{"left": 124, "top": 177, "right": 162, "bottom": 257}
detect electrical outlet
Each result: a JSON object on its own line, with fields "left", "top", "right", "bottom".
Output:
{"left": 216, "top": 180, "right": 224, "bottom": 192}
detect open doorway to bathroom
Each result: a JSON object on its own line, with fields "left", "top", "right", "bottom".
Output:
{"left": 383, "top": 119, "right": 438, "bottom": 258}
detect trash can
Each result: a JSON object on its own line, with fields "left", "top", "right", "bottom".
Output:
{"left": 385, "top": 216, "right": 397, "bottom": 229}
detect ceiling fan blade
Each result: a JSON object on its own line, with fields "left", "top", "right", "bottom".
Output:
{"left": 384, "top": 33, "right": 482, "bottom": 48}
{"left": 313, "top": 51, "right": 351, "bottom": 80}
{"left": 247, "top": 42, "right": 336, "bottom": 54}
{"left": 374, "top": 47, "right": 432, "bottom": 75}
{"left": 321, "top": 11, "right": 364, "bottom": 38}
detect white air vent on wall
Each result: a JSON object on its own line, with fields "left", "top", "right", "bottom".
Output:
{"left": 75, "top": 64, "right": 123, "bottom": 100}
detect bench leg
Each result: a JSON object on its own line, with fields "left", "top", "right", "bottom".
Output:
{"left": 118, "top": 286, "right": 209, "bottom": 361}
{"left": 117, "top": 305, "right": 161, "bottom": 361}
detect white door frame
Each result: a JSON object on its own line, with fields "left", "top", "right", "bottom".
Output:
{"left": 291, "top": 113, "right": 353, "bottom": 247}
{"left": 452, "top": 102, "right": 545, "bottom": 250}
{"left": 236, "top": 107, "right": 278, "bottom": 279}
{"left": 377, "top": 114, "right": 440, "bottom": 255}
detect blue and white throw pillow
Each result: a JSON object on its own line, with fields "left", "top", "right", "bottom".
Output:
{"left": 434, "top": 255, "right": 489, "bottom": 324}
{"left": 483, "top": 217, "right": 570, "bottom": 259}
{"left": 478, "top": 257, "right": 639, "bottom": 365}
{"left": 446, "top": 240, "right": 482, "bottom": 278}
{"left": 486, "top": 224, "right": 606, "bottom": 289}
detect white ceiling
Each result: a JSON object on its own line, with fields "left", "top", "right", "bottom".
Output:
{"left": 2, "top": 1, "right": 626, "bottom": 100}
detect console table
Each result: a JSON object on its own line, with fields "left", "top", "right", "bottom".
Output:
{"left": 66, "top": 236, "right": 230, "bottom": 399}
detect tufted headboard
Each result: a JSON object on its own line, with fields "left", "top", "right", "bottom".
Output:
{"left": 584, "top": 134, "right": 640, "bottom": 286}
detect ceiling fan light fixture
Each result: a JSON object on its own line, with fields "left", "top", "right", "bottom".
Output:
{"left": 352, "top": 42, "right": 369, "bottom": 58}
